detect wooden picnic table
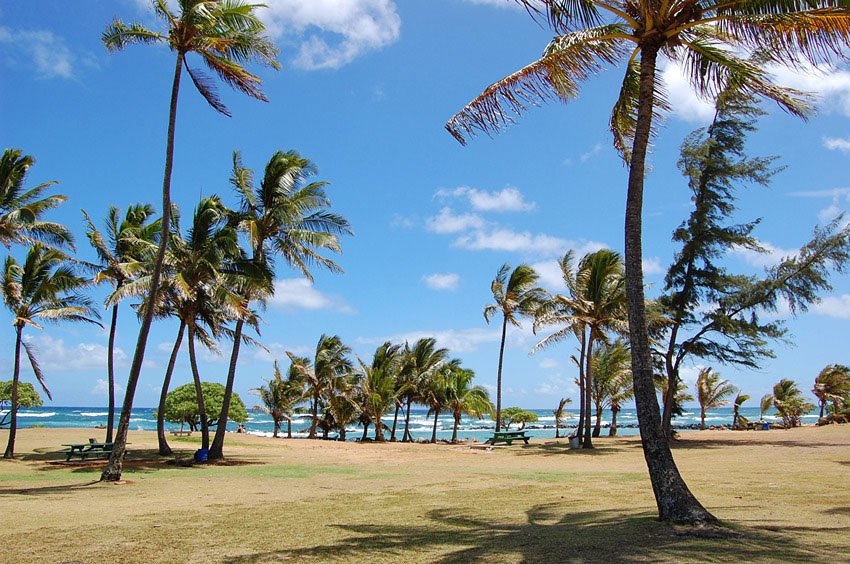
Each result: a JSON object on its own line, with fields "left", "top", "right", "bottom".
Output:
{"left": 486, "top": 430, "right": 531, "bottom": 446}
{"left": 61, "top": 442, "right": 126, "bottom": 461}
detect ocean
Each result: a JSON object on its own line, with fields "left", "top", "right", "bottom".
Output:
{"left": 1, "top": 405, "right": 813, "bottom": 441}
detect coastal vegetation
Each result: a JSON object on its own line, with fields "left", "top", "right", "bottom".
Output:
{"left": 160, "top": 382, "right": 248, "bottom": 433}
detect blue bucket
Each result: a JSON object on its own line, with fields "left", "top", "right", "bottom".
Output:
{"left": 194, "top": 448, "right": 209, "bottom": 462}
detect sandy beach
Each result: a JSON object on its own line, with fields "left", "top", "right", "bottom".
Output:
{"left": 1, "top": 425, "right": 848, "bottom": 563}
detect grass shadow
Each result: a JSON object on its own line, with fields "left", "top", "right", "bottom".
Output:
{"left": 19, "top": 448, "right": 262, "bottom": 475}
{"left": 511, "top": 442, "right": 618, "bottom": 457}
{"left": 223, "top": 505, "right": 821, "bottom": 563}
{"left": 0, "top": 480, "right": 101, "bottom": 496}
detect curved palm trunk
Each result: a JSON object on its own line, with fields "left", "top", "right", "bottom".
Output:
{"left": 452, "top": 412, "right": 460, "bottom": 443}
{"left": 375, "top": 413, "right": 386, "bottom": 442}
{"left": 105, "top": 302, "right": 119, "bottom": 444}
{"left": 390, "top": 403, "right": 400, "bottom": 441}
{"left": 209, "top": 317, "right": 244, "bottom": 460}
{"left": 495, "top": 316, "right": 508, "bottom": 432}
{"left": 625, "top": 45, "right": 715, "bottom": 525}
{"left": 733, "top": 406, "right": 740, "bottom": 428}
{"left": 582, "top": 329, "right": 595, "bottom": 448}
{"left": 610, "top": 406, "right": 619, "bottom": 437}
{"left": 273, "top": 419, "right": 280, "bottom": 438}
{"left": 361, "top": 421, "right": 370, "bottom": 441}
{"left": 555, "top": 418, "right": 560, "bottom": 439}
{"left": 662, "top": 329, "right": 681, "bottom": 439}
{"left": 187, "top": 324, "right": 209, "bottom": 451}
{"left": 402, "top": 397, "right": 413, "bottom": 442}
{"left": 431, "top": 408, "right": 440, "bottom": 443}
{"left": 700, "top": 407, "right": 706, "bottom": 430}
{"left": 593, "top": 400, "right": 603, "bottom": 438}
{"left": 576, "top": 329, "right": 587, "bottom": 442}
{"left": 339, "top": 426, "right": 347, "bottom": 441}
{"left": 102, "top": 52, "right": 183, "bottom": 482}
{"left": 157, "top": 320, "right": 186, "bottom": 455}
{"left": 286, "top": 418, "right": 292, "bottom": 439}
{"left": 3, "top": 326, "right": 23, "bottom": 459}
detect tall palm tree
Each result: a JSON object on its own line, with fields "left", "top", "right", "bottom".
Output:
{"left": 101, "top": 0, "right": 279, "bottom": 482}
{"left": 83, "top": 204, "right": 160, "bottom": 443}
{"left": 447, "top": 0, "right": 850, "bottom": 525}
{"left": 210, "top": 150, "right": 351, "bottom": 460}
{"left": 399, "top": 338, "right": 448, "bottom": 442}
{"left": 484, "top": 263, "right": 546, "bottom": 432}
{"left": 289, "top": 335, "right": 353, "bottom": 439}
{"left": 606, "top": 367, "right": 634, "bottom": 437}
{"left": 251, "top": 361, "right": 305, "bottom": 438}
{"left": 732, "top": 392, "right": 750, "bottom": 429}
{"left": 0, "top": 149, "right": 73, "bottom": 250}
{"left": 2, "top": 245, "right": 100, "bottom": 458}
{"left": 812, "top": 364, "right": 850, "bottom": 418}
{"left": 423, "top": 360, "right": 454, "bottom": 444}
{"left": 445, "top": 364, "right": 493, "bottom": 444}
{"left": 591, "top": 339, "right": 631, "bottom": 437}
{"left": 695, "top": 368, "right": 736, "bottom": 430}
{"left": 326, "top": 372, "right": 360, "bottom": 441}
{"left": 358, "top": 342, "right": 401, "bottom": 442}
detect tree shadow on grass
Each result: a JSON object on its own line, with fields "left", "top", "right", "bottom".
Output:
{"left": 510, "top": 442, "right": 618, "bottom": 458}
{"left": 669, "top": 437, "right": 848, "bottom": 450}
{"left": 0, "top": 480, "right": 102, "bottom": 496}
{"left": 224, "top": 506, "right": 821, "bottom": 564}
{"left": 18, "top": 448, "right": 261, "bottom": 475}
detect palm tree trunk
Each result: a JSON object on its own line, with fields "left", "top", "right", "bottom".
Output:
{"left": 3, "top": 326, "right": 23, "bottom": 459}
{"left": 452, "top": 413, "right": 459, "bottom": 443}
{"left": 390, "top": 403, "right": 400, "bottom": 441}
{"left": 495, "top": 316, "right": 508, "bottom": 432}
{"left": 273, "top": 420, "right": 279, "bottom": 438}
{"left": 339, "top": 426, "right": 346, "bottom": 441}
{"left": 287, "top": 418, "right": 292, "bottom": 439}
{"left": 662, "top": 329, "right": 680, "bottom": 439}
{"left": 610, "top": 406, "right": 619, "bottom": 437}
{"left": 555, "top": 418, "right": 560, "bottom": 439}
{"left": 187, "top": 324, "right": 209, "bottom": 451}
{"left": 157, "top": 320, "right": 186, "bottom": 456}
{"left": 106, "top": 302, "right": 119, "bottom": 444}
{"left": 431, "top": 408, "right": 440, "bottom": 443}
{"left": 582, "top": 328, "right": 595, "bottom": 448}
{"left": 309, "top": 394, "right": 319, "bottom": 439}
{"left": 576, "top": 329, "right": 587, "bottom": 442}
{"left": 102, "top": 52, "right": 183, "bottom": 482}
{"left": 209, "top": 317, "right": 244, "bottom": 460}
{"left": 361, "top": 421, "right": 370, "bottom": 441}
{"left": 624, "top": 44, "right": 715, "bottom": 525}
{"left": 375, "top": 412, "right": 386, "bottom": 442}
{"left": 402, "top": 397, "right": 413, "bottom": 442}
{"left": 593, "top": 400, "right": 603, "bottom": 438}
{"left": 700, "top": 407, "right": 706, "bottom": 431}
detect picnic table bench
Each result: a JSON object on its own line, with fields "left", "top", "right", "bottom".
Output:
{"left": 486, "top": 430, "right": 530, "bottom": 446}
{"left": 170, "top": 430, "right": 193, "bottom": 436}
{"left": 62, "top": 441, "right": 126, "bottom": 461}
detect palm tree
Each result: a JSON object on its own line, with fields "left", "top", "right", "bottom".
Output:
{"left": 2, "top": 245, "right": 100, "bottom": 458}
{"left": 101, "top": 0, "right": 279, "bottom": 482}
{"left": 553, "top": 397, "right": 572, "bottom": 439}
{"left": 695, "top": 368, "right": 737, "bottom": 430}
{"left": 591, "top": 340, "right": 632, "bottom": 437}
{"left": 326, "top": 372, "right": 361, "bottom": 441}
{"left": 251, "top": 361, "right": 305, "bottom": 438}
{"left": 446, "top": 0, "right": 850, "bottom": 525}
{"left": 0, "top": 149, "right": 73, "bottom": 250}
{"left": 423, "top": 361, "right": 454, "bottom": 444}
{"left": 445, "top": 364, "right": 493, "bottom": 444}
{"left": 732, "top": 392, "right": 750, "bottom": 429}
{"left": 484, "top": 263, "right": 546, "bottom": 432}
{"left": 210, "top": 150, "right": 351, "bottom": 460}
{"left": 358, "top": 342, "right": 401, "bottom": 442}
{"left": 289, "top": 335, "right": 353, "bottom": 439}
{"left": 606, "top": 368, "right": 633, "bottom": 437}
{"left": 812, "top": 364, "right": 850, "bottom": 418}
{"left": 399, "top": 338, "right": 448, "bottom": 442}
{"left": 83, "top": 204, "right": 160, "bottom": 443}
{"left": 770, "top": 379, "right": 815, "bottom": 428}
{"left": 759, "top": 393, "right": 774, "bottom": 421}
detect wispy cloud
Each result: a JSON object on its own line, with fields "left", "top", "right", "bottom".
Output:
{"left": 23, "top": 335, "right": 128, "bottom": 371}
{"left": 0, "top": 27, "right": 83, "bottom": 79}
{"left": 454, "top": 227, "right": 568, "bottom": 255}
{"left": 436, "top": 186, "right": 536, "bottom": 212}
{"left": 267, "top": 278, "right": 354, "bottom": 313}
{"left": 731, "top": 241, "right": 797, "bottom": 268}
{"left": 357, "top": 327, "right": 499, "bottom": 353}
{"left": 812, "top": 294, "right": 850, "bottom": 319}
{"left": 823, "top": 137, "right": 850, "bottom": 152}
{"left": 423, "top": 273, "right": 460, "bottom": 291}
{"left": 643, "top": 257, "right": 664, "bottom": 275}
{"left": 259, "top": 0, "right": 401, "bottom": 70}
{"left": 426, "top": 207, "right": 485, "bottom": 234}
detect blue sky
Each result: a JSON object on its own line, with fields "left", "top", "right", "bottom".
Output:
{"left": 2, "top": 0, "right": 849, "bottom": 410}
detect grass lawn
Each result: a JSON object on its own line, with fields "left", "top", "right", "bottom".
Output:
{"left": 1, "top": 425, "right": 848, "bottom": 563}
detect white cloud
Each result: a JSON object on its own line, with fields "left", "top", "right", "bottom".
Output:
{"left": 436, "top": 186, "right": 535, "bottom": 212}
{"left": 267, "top": 278, "right": 353, "bottom": 313}
{"left": 454, "top": 227, "right": 568, "bottom": 255}
{"left": 92, "top": 378, "right": 124, "bottom": 397}
{"left": 788, "top": 187, "right": 850, "bottom": 198}
{"left": 730, "top": 241, "right": 797, "bottom": 269}
{"left": 426, "top": 207, "right": 485, "bottom": 234}
{"left": 358, "top": 327, "right": 500, "bottom": 353}
{"left": 643, "top": 257, "right": 664, "bottom": 275}
{"left": 580, "top": 143, "right": 604, "bottom": 162}
{"left": 259, "top": 0, "right": 401, "bottom": 70}
{"left": 0, "top": 27, "right": 77, "bottom": 79}
{"left": 531, "top": 260, "right": 567, "bottom": 290}
{"left": 391, "top": 214, "right": 414, "bottom": 229}
{"left": 660, "top": 61, "right": 716, "bottom": 123}
{"left": 23, "top": 335, "right": 128, "bottom": 372}
{"left": 539, "top": 358, "right": 560, "bottom": 370}
{"left": 812, "top": 294, "right": 850, "bottom": 319}
{"left": 823, "top": 137, "right": 850, "bottom": 152}
{"left": 252, "top": 341, "right": 311, "bottom": 363}
{"left": 423, "top": 273, "right": 460, "bottom": 291}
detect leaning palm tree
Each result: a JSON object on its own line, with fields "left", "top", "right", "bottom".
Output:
{"left": 0, "top": 149, "right": 73, "bottom": 250}
{"left": 289, "top": 335, "right": 353, "bottom": 439}
{"left": 101, "top": 0, "right": 279, "bottom": 481}
{"left": 732, "top": 392, "right": 750, "bottom": 429}
{"left": 759, "top": 393, "right": 774, "bottom": 421}
{"left": 423, "top": 361, "right": 454, "bottom": 444}
{"left": 326, "top": 372, "right": 361, "bottom": 441}
{"left": 771, "top": 378, "right": 815, "bottom": 428}
{"left": 209, "top": 150, "right": 351, "bottom": 460}
{"left": 695, "top": 368, "right": 737, "bottom": 430}
{"left": 812, "top": 364, "right": 850, "bottom": 418}
{"left": 484, "top": 263, "right": 546, "bottom": 432}
{"left": 251, "top": 361, "right": 306, "bottom": 438}
{"left": 606, "top": 365, "right": 634, "bottom": 437}
{"left": 2, "top": 245, "right": 100, "bottom": 458}
{"left": 399, "top": 338, "right": 448, "bottom": 442}
{"left": 553, "top": 397, "right": 572, "bottom": 439}
{"left": 358, "top": 342, "right": 402, "bottom": 442}
{"left": 445, "top": 365, "right": 493, "bottom": 443}
{"left": 447, "top": 0, "right": 850, "bottom": 525}
{"left": 83, "top": 204, "right": 160, "bottom": 442}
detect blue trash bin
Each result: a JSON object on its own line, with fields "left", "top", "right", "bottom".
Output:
{"left": 761, "top": 422, "right": 770, "bottom": 431}
{"left": 194, "top": 448, "right": 209, "bottom": 462}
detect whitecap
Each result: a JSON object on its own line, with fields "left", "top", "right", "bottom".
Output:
{"left": 80, "top": 412, "right": 109, "bottom": 417}
{"left": 18, "top": 411, "right": 55, "bottom": 418}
